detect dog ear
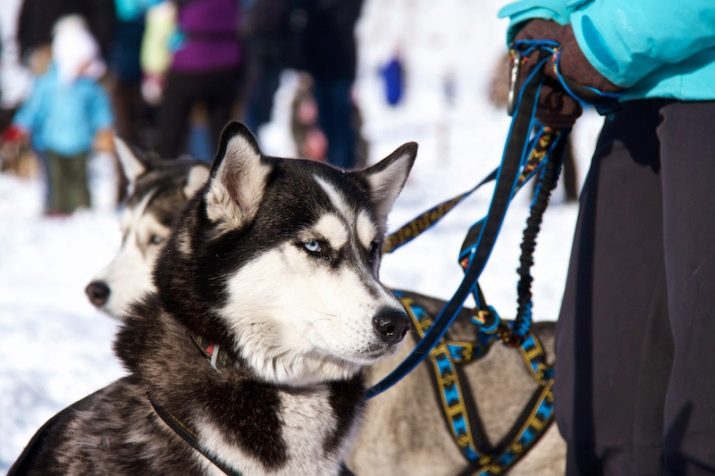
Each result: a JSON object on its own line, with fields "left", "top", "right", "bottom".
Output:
{"left": 114, "top": 136, "right": 149, "bottom": 189}
{"left": 205, "top": 122, "right": 271, "bottom": 228}
{"left": 183, "top": 163, "right": 209, "bottom": 198}
{"left": 355, "top": 142, "right": 417, "bottom": 222}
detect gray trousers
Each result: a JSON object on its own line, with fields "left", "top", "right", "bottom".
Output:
{"left": 45, "top": 151, "right": 91, "bottom": 214}
{"left": 555, "top": 100, "right": 715, "bottom": 475}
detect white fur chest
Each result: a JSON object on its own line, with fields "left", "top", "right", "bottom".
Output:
{"left": 196, "top": 387, "right": 360, "bottom": 476}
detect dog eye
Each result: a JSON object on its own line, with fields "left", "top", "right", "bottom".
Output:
{"left": 149, "top": 234, "right": 165, "bottom": 245}
{"left": 303, "top": 240, "right": 322, "bottom": 254}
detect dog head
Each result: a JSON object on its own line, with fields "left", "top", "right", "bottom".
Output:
{"left": 85, "top": 138, "right": 209, "bottom": 319}
{"left": 155, "top": 122, "right": 418, "bottom": 385}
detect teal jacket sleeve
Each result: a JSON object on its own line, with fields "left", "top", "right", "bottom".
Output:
{"left": 569, "top": 0, "right": 715, "bottom": 87}
{"left": 499, "top": 0, "right": 715, "bottom": 88}
{"left": 12, "top": 77, "right": 48, "bottom": 133}
{"left": 498, "top": 0, "right": 586, "bottom": 43}
{"left": 89, "top": 84, "right": 114, "bottom": 133}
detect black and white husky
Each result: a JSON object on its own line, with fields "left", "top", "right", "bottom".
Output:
{"left": 12, "top": 122, "right": 417, "bottom": 475}
{"left": 85, "top": 138, "right": 209, "bottom": 317}
{"left": 82, "top": 126, "right": 564, "bottom": 475}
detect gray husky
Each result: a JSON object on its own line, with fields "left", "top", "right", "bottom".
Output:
{"left": 12, "top": 122, "right": 417, "bottom": 475}
{"left": 82, "top": 129, "right": 565, "bottom": 474}
{"left": 85, "top": 139, "right": 209, "bottom": 317}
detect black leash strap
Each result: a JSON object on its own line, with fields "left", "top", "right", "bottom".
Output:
{"left": 366, "top": 50, "right": 550, "bottom": 399}
{"left": 148, "top": 394, "right": 244, "bottom": 476}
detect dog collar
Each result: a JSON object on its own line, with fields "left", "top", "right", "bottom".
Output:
{"left": 190, "top": 334, "right": 235, "bottom": 371}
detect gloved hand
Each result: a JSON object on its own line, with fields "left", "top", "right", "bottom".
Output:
{"left": 1, "top": 125, "right": 29, "bottom": 144}
{"left": 513, "top": 19, "right": 622, "bottom": 128}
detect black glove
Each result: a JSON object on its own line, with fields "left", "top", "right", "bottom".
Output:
{"left": 513, "top": 19, "right": 622, "bottom": 128}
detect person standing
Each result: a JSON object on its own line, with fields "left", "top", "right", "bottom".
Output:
{"left": 155, "top": 0, "right": 242, "bottom": 159}
{"left": 7, "top": 16, "right": 114, "bottom": 216}
{"left": 498, "top": 1, "right": 715, "bottom": 474}
{"left": 16, "top": 0, "right": 115, "bottom": 72}
{"left": 302, "top": 0, "right": 363, "bottom": 170}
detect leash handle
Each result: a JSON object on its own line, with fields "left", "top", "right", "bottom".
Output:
{"left": 513, "top": 39, "right": 623, "bottom": 114}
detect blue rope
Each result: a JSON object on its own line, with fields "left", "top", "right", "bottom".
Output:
{"left": 367, "top": 39, "right": 613, "bottom": 399}
{"left": 365, "top": 52, "right": 551, "bottom": 400}
{"left": 513, "top": 39, "right": 625, "bottom": 105}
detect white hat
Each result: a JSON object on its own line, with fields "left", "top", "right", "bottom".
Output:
{"left": 52, "top": 15, "right": 106, "bottom": 83}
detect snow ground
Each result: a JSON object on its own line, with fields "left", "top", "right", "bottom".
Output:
{"left": 0, "top": 0, "right": 604, "bottom": 470}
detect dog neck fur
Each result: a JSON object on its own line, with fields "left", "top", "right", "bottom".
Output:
{"left": 116, "top": 295, "right": 365, "bottom": 476}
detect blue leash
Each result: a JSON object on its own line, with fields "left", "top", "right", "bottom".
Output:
{"left": 366, "top": 48, "right": 552, "bottom": 399}
{"left": 367, "top": 39, "right": 621, "bottom": 399}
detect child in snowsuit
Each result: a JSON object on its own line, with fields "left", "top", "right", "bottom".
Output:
{"left": 10, "top": 16, "right": 113, "bottom": 215}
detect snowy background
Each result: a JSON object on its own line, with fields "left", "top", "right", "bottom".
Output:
{"left": 0, "top": 0, "right": 604, "bottom": 470}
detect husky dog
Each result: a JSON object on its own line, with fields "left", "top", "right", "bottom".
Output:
{"left": 80, "top": 138, "right": 565, "bottom": 474}
{"left": 85, "top": 139, "right": 210, "bottom": 317}
{"left": 13, "top": 122, "right": 417, "bottom": 475}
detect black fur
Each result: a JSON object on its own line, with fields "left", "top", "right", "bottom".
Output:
{"left": 324, "top": 376, "right": 366, "bottom": 454}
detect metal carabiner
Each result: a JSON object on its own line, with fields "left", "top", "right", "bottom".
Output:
{"left": 506, "top": 49, "right": 522, "bottom": 117}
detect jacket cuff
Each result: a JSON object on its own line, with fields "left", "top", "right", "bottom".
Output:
{"left": 498, "top": 0, "right": 574, "bottom": 44}
{"left": 559, "top": 24, "right": 622, "bottom": 91}
{"left": 569, "top": 6, "right": 630, "bottom": 87}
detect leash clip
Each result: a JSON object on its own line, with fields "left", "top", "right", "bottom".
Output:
{"left": 506, "top": 49, "right": 522, "bottom": 117}
{"left": 472, "top": 305, "right": 500, "bottom": 334}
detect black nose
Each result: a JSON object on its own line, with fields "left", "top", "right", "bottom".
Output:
{"left": 85, "top": 281, "right": 110, "bottom": 307}
{"left": 372, "top": 308, "right": 410, "bottom": 345}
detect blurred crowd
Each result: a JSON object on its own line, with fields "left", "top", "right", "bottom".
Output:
{"left": 0, "top": 0, "right": 367, "bottom": 215}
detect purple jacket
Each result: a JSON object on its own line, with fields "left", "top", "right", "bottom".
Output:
{"left": 171, "top": 0, "right": 241, "bottom": 73}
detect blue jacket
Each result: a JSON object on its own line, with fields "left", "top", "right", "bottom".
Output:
{"left": 14, "top": 65, "right": 114, "bottom": 156}
{"left": 498, "top": 0, "right": 715, "bottom": 101}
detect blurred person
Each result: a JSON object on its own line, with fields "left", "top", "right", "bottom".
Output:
{"left": 16, "top": 0, "right": 115, "bottom": 73}
{"left": 290, "top": 73, "right": 328, "bottom": 161}
{"left": 378, "top": 50, "right": 405, "bottom": 108}
{"left": 4, "top": 16, "right": 114, "bottom": 216}
{"left": 1, "top": 0, "right": 29, "bottom": 129}
{"left": 241, "top": 0, "right": 305, "bottom": 135}
{"left": 0, "top": 0, "right": 36, "bottom": 178}
{"left": 109, "top": 0, "right": 163, "bottom": 202}
{"left": 302, "top": 0, "right": 363, "bottom": 169}
{"left": 155, "top": 0, "right": 242, "bottom": 159}
{"left": 499, "top": 1, "right": 715, "bottom": 474}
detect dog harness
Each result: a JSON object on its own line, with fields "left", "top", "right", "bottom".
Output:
{"left": 394, "top": 290, "right": 554, "bottom": 475}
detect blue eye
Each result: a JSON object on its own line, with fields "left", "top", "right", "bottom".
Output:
{"left": 303, "top": 240, "right": 322, "bottom": 253}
